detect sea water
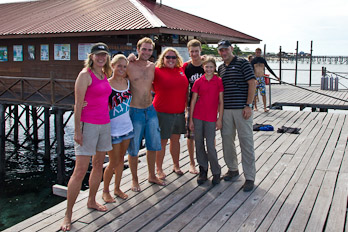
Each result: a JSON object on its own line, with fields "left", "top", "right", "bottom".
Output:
{"left": 0, "top": 111, "right": 76, "bottom": 230}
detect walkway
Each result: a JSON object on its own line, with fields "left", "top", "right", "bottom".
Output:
{"left": 5, "top": 107, "right": 348, "bottom": 231}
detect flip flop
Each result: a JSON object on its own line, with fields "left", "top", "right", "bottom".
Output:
{"left": 173, "top": 169, "right": 184, "bottom": 175}
{"left": 131, "top": 186, "right": 141, "bottom": 192}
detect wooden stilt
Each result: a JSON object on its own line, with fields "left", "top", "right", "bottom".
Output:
{"left": 44, "top": 107, "right": 50, "bottom": 162}
{"left": 32, "top": 106, "right": 38, "bottom": 150}
{"left": 0, "top": 104, "right": 7, "bottom": 184}
{"left": 25, "top": 105, "right": 30, "bottom": 139}
{"left": 13, "top": 105, "right": 19, "bottom": 143}
{"left": 55, "top": 108, "right": 66, "bottom": 185}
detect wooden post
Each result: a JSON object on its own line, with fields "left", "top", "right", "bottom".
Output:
{"left": 279, "top": 46, "right": 282, "bottom": 84}
{"left": 0, "top": 104, "right": 7, "bottom": 184}
{"left": 32, "top": 106, "right": 38, "bottom": 150}
{"left": 264, "top": 44, "right": 272, "bottom": 109}
{"left": 25, "top": 105, "right": 30, "bottom": 139}
{"left": 44, "top": 107, "right": 50, "bottom": 162}
{"left": 14, "top": 105, "right": 19, "bottom": 143}
{"left": 309, "top": 41, "right": 313, "bottom": 86}
{"left": 295, "top": 41, "right": 299, "bottom": 86}
{"left": 55, "top": 108, "right": 66, "bottom": 184}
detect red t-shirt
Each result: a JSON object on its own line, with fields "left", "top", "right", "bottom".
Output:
{"left": 153, "top": 67, "right": 189, "bottom": 113}
{"left": 191, "top": 74, "right": 224, "bottom": 122}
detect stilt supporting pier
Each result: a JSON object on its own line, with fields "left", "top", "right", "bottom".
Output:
{"left": 32, "top": 106, "right": 38, "bottom": 151}
{"left": 13, "top": 105, "right": 19, "bottom": 143}
{"left": 44, "top": 107, "right": 51, "bottom": 162}
{"left": 0, "top": 104, "right": 7, "bottom": 184}
{"left": 55, "top": 108, "right": 66, "bottom": 185}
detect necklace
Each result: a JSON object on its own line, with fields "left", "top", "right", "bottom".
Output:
{"left": 92, "top": 68, "right": 104, "bottom": 79}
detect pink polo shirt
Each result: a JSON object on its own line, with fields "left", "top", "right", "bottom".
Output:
{"left": 191, "top": 74, "right": 224, "bottom": 122}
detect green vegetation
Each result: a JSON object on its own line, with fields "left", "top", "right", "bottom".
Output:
{"left": 201, "top": 44, "right": 251, "bottom": 57}
{"left": 201, "top": 44, "right": 218, "bottom": 56}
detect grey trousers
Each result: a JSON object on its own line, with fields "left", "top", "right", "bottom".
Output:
{"left": 221, "top": 109, "right": 256, "bottom": 181}
{"left": 194, "top": 118, "right": 221, "bottom": 175}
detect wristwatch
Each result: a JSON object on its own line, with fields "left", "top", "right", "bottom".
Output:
{"left": 245, "top": 104, "right": 253, "bottom": 108}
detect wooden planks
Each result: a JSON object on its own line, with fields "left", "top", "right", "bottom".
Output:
{"left": 4, "top": 109, "right": 348, "bottom": 232}
{"left": 264, "top": 85, "right": 348, "bottom": 110}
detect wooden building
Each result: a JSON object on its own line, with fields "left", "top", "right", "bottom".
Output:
{"left": 0, "top": 0, "right": 260, "bottom": 82}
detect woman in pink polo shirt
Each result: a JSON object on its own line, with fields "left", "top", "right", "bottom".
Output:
{"left": 153, "top": 47, "right": 189, "bottom": 180}
{"left": 189, "top": 56, "right": 224, "bottom": 186}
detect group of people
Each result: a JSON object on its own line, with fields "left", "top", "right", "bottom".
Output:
{"left": 60, "top": 37, "right": 278, "bottom": 231}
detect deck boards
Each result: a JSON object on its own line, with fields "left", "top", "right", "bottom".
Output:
{"left": 265, "top": 85, "right": 348, "bottom": 110}
{"left": 4, "top": 86, "right": 348, "bottom": 232}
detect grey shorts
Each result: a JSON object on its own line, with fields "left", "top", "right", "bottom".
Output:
{"left": 74, "top": 122, "right": 113, "bottom": 155}
{"left": 157, "top": 112, "right": 186, "bottom": 139}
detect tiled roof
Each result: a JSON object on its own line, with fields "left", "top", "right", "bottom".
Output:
{"left": 0, "top": 0, "right": 260, "bottom": 43}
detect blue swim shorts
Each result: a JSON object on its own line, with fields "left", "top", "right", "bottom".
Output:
{"left": 255, "top": 76, "right": 266, "bottom": 96}
{"left": 127, "top": 105, "right": 161, "bottom": 156}
{"left": 111, "top": 130, "right": 135, "bottom": 145}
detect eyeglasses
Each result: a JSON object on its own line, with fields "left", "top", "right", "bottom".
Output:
{"left": 165, "top": 56, "right": 177, "bottom": 60}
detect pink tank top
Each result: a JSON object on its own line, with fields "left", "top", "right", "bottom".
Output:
{"left": 80, "top": 68, "right": 112, "bottom": 124}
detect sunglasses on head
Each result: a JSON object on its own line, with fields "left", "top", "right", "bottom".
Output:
{"left": 165, "top": 56, "right": 177, "bottom": 60}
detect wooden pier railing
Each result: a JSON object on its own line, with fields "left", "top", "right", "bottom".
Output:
{"left": 0, "top": 74, "right": 75, "bottom": 108}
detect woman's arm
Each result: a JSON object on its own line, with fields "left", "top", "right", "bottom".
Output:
{"left": 74, "top": 71, "right": 91, "bottom": 145}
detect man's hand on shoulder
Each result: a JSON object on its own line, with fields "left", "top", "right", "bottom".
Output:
{"left": 127, "top": 53, "right": 137, "bottom": 62}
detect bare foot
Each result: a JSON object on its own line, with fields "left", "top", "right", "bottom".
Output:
{"left": 60, "top": 215, "right": 71, "bottom": 231}
{"left": 254, "top": 108, "right": 258, "bottom": 111}
{"left": 157, "top": 170, "right": 166, "bottom": 180}
{"left": 87, "top": 202, "right": 108, "bottom": 212}
{"left": 148, "top": 176, "right": 166, "bottom": 186}
{"left": 189, "top": 165, "right": 198, "bottom": 174}
{"left": 131, "top": 180, "right": 141, "bottom": 192}
{"left": 114, "top": 190, "right": 128, "bottom": 200}
{"left": 102, "top": 191, "right": 116, "bottom": 203}
{"left": 264, "top": 108, "right": 269, "bottom": 112}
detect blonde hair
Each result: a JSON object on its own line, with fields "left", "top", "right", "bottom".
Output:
{"left": 156, "top": 47, "right": 183, "bottom": 68}
{"left": 111, "top": 54, "right": 128, "bottom": 66}
{"left": 187, "top": 39, "right": 201, "bottom": 48}
{"left": 137, "top": 37, "right": 155, "bottom": 50}
{"left": 84, "top": 53, "right": 112, "bottom": 77}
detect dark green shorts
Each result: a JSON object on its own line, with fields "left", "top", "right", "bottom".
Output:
{"left": 157, "top": 112, "right": 186, "bottom": 139}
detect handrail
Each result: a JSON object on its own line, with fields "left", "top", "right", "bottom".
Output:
{"left": 0, "top": 75, "right": 75, "bottom": 108}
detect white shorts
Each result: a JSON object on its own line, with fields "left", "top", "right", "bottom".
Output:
{"left": 74, "top": 122, "right": 112, "bottom": 155}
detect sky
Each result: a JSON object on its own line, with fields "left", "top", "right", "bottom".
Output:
{"left": 1, "top": 0, "right": 348, "bottom": 56}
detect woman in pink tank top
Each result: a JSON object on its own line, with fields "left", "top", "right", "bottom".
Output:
{"left": 61, "top": 43, "right": 112, "bottom": 232}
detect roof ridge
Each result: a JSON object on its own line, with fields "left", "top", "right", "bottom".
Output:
{"left": 129, "top": 0, "right": 166, "bottom": 28}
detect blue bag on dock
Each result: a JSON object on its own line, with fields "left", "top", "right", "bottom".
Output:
{"left": 253, "top": 124, "right": 274, "bottom": 131}
{"left": 259, "top": 125, "right": 274, "bottom": 131}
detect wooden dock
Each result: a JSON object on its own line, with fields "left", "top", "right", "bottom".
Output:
{"left": 268, "top": 84, "right": 348, "bottom": 111}
{"left": 3, "top": 84, "right": 348, "bottom": 231}
{"left": 5, "top": 103, "right": 348, "bottom": 231}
